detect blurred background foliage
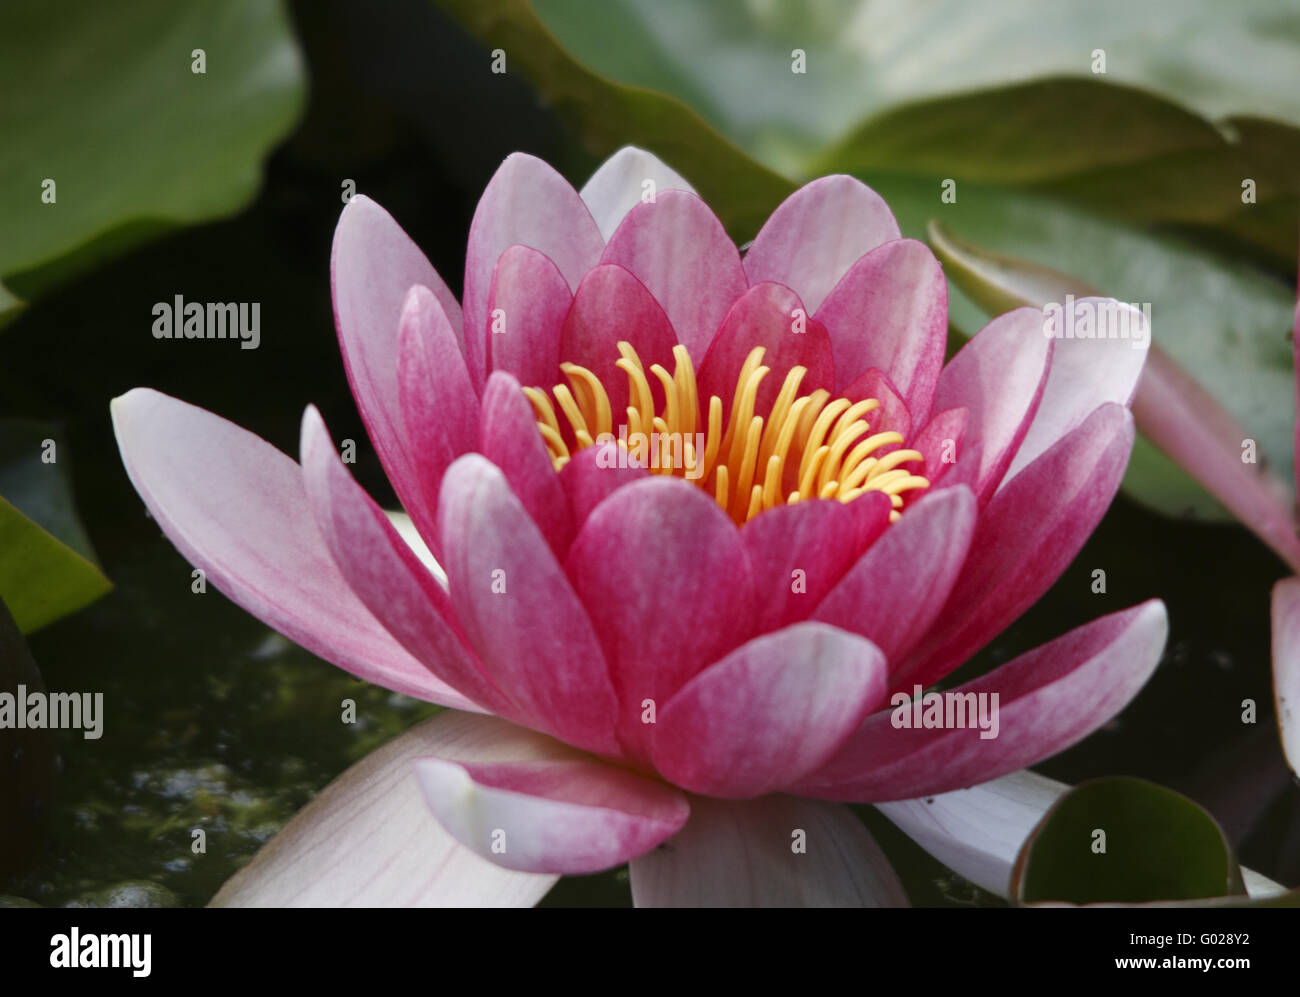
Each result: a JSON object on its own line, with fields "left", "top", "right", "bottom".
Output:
{"left": 0, "top": 0, "right": 1297, "bottom": 906}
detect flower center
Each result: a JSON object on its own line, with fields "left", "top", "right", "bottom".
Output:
{"left": 524, "top": 342, "right": 929, "bottom": 525}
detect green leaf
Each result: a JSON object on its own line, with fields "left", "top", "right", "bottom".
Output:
{"left": 1012, "top": 776, "right": 1244, "bottom": 905}
{"left": 0, "top": 421, "right": 111, "bottom": 633}
{"left": 0, "top": 0, "right": 306, "bottom": 300}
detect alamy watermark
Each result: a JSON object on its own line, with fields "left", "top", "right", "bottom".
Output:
{"left": 889, "top": 685, "right": 999, "bottom": 739}
{"left": 1042, "top": 294, "right": 1150, "bottom": 350}
{"left": 152, "top": 295, "right": 260, "bottom": 350}
{"left": 593, "top": 425, "right": 706, "bottom": 480}
{"left": 0, "top": 685, "right": 103, "bottom": 739}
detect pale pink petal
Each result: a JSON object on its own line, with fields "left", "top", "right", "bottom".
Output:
{"left": 900, "top": 404, "right": 1134, "bottom": 690}
{"left": 813, "top": 487, "right": 976, "bottom": 667}
{"left": 210, "top": 714, "right": 556, "bottom": 907}
{"left": 416, "top": 748, "right": 688, "bottom": 875}
{"left": 929, "top": 307, "right": 1052, "bottom": 502}
{"left": 1004, "top": 296, "right": 1149, "bottom": 480}
{"left": 111, "top": 389, "right": 472, "bottom": 709}
{"left": 815, "top": 238, "right": 947, "bottom": 418}
{"left": 299, "top": 405, "right": 507, "bottom": 715}
{"left": 797, "top": 601, "right": 1167, "bottom": 801}
{"left": 580, "top": 145, "right": 695, "bottom": 241}
{"left": 1271, "top": 577, "right": 1300, "bottom": 776}
{"left": 332, "top": 198, "right": 464, "bottom": 546}
{"left": 485, "top": 245, "right": 572, "bottom": 389}
{"left": 564, "top": 477, "right": 754, "bottom": 762}
{"left": 653, "top": 623, "right": 888, "bottom": 798}
{"left": 744, "top": 175, "right": 901, "bottom": 314}
{"left": 630, "top": 796, "right": 908, "bottom": 907}
{"left": 601, "top": 190, "right": 747, "bottom": 360}
{"left": 464, "top": 153, "right": 604, "bottom": 390}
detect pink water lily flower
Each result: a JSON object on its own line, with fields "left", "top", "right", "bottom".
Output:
{"left": 112, "top": 147, "right": 1168, "bottom": 906}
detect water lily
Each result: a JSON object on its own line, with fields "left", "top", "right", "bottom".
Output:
{"left": 112, "top": 147, "right": 1167, "bottom": 906}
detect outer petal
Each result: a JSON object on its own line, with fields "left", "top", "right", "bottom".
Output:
{"left": 437, "top": 455, "right": 620, "bottom": 756}
{"left": 485, "top": 245, "right": 572, "bottom": 389}
{"left": 580, "top": 145, "right": 695, "bottom": 241}
{"left": 601, "top": 190, "right": 747, "bottom": 360}
{"left": 813, "top": 487, "right": 976, "bottom": 667}
{"left": 464, "top": 153, "right": 604, "bottom": 390}
{"left": 1271, "top": 577, "right": 1300, "bottom": 776}
{"left": 652, "top": 623, "right": 888, "bottom": 798}
{"left": 332, "top": 198, "right": 464, "bottom": 546}
{"left": 565, "top": 477, "right": 755, "bottom": 762}
{"left": 1004, "top": 296, "right": 1149, "bottom": 480}
{"left": 416, "top": 749, "right": 688, "bottom": 875}
{"left": 900, "top": 403, "right": 1135, "bottom": 690}
{"left": 929, "top": 307, "right": 1052, "bottom": 502}
{"left": 299, "top": 406, "right": 506, "bottom": 715}
{"left": 630, "top": 796, "right": 908, "bottom": 907}
{"left": 815, "top": 238, "right": 947, "bottom": 418}
{"left": 795, "top": 601, "right": 1168, "bottom": 802}
{"left": 210, "top": 714, "right": 556, "bottom": 907}
{"left": 743, "top": 175, "right": 901, "bottom": 314}
{"left": 111, "top": 389, "right": 470, "bottom": 708}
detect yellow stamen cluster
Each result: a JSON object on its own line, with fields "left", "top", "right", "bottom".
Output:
{"left": 525, "top": 341, "right": 930, "bottom": 525}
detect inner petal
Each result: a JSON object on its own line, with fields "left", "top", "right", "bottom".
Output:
{"left": 525, "top": 343, "right": 931, "bottom": 525}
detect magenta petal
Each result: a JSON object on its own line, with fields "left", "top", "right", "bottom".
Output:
{"left": 396, "top": 285, "right": 481, "bottom": 558}
{"left": 299, "top": 405, "right": 509, "bottom": 715}
{"left": 696, "top": 281, "right": 835, "bottom": 424}
{"left": 564, "top": 477, "right": 755, "bottom": 762}
{"left": 743, "top": 175, "right": 901, "bottom": 314}
{"left": 901, "top": 404, "right": 1136, "bottom": 690}
{"left": 332, "top": 198, "right": 464, "bottom": 548}
{"left": 580, "top": 145, "right": 695, "bottom": 241}
{"left": 1271, "top": 577, "right": 1300, "bottom": 775}
{"left": 437, "top": 454, "right": 621, "bottom": 756}
{"left": 653, "top": 623, "right": 888, "bottom": 798}
{"left": 815, "top": 238, "right": 947, "bottom": 418}
{"left": 795, "top": 601, "right": 1168, "bottom": 802}
{"left": 558, "top": 264, "right": 680, "bottom": 422}
{"left": 929, "top": 307, "right": 1052, "bottom": 503}
{"left": 479, "top": 371, "right": 574, "bottom": 557}
{"left": 416, "top": 750, "right": 688, "bottom": 875}
{"left": 908, "top": 406, "right": 968, "bottom": 487}
{"left": 463, "top": 153, "right": 604, "bottom": 390}
{"left": 484, "top": 245, "right": 573, "bottom": 389}
{"left": 741, "top": 494, "right": 890, "bottom": 633}
{"left": 630, "top": 796, "right": 908, "bottom": 907}
{"left": 111, "top": 389, "right": 473, "bottom": 709}
{"left": 813, "top": 487, "right": 976, "bottom": 667}
{"left": 601, "top": 190, "right": 747, "bottom": 360}
{"left": 558, "top": 441, "right": 649, "bottom": 526}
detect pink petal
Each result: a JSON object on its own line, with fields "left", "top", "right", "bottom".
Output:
{"left": 813, "top": 486, "right": 976, "bottom": 667}
{"left": 580, "top": 145, "right": 695, "bottom": 241}
{"left": 1271, "top": 577, "right": 1300, "bottom": 775}
{"left": 437, "top": 454, "right": 621, "bottom": 756}
{"left": 415, "top": 749, "right": 688, "bottom": 875}
{"left": 929, "top": 307, "right": 1052, "bottom": 503}
{"left": 1005, "top": 296, "right": 1149, "bottom": 480}
{"left": 332, "top": 198, "right": 464, "bottom": 547}
{"left": 743, "top": 175, "right": 901, "bottom": 314}
{"left": 900, "top": 403, "right": 1135, "bottom": 690}
{"left": 740, "top": 493, "right": 891, "bottom": 633}
{"left": 814, "top": 238, "right": 947, "bottom": 419}
{"left": 464, "top": 153, "right": 604, "bottom": 391}
{"left": 629, "top": 796, "right": 908, "bottom": 907}
{"left": 558, "top": 440, "right": 649, "bottom": 526}
{"left": 557, "top": 263, "right": 680, "bottom": 423}
{"left": 840, "top": 365, "right": 913, "bottom": 446}
{"left": 298, "top": 405, "right": 508, "bottom": 715}
{"left": 211, "top": 714, "right": 557, "bottom": 906}
{"left": 796, "top": 601, "right": 1167, "bottom": 802}
{"left": 653, "top": 623, "right": 888, "bottom": 798}
{"left": 396, "top": 284, "right": 481, "bottom": 560}
{"left": 480, "top": 371, "right": 575, "bottom": 557}
{"left": 907, "top": 406, "right": 968, "bottom": 488}
{"left": 696, "top": 281, "right": 835, "bottom": 425}
{"left": 110, "top": 389, "right": 476, "bottom": 709}
{"left": 564, "top": 477, "right": 755, "bottom": 763}
{"left": 601, "top": 190, "right": 747, "bottom": 360}
{"left": 484, "top": 245, "right": 573, "bottom": 390}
